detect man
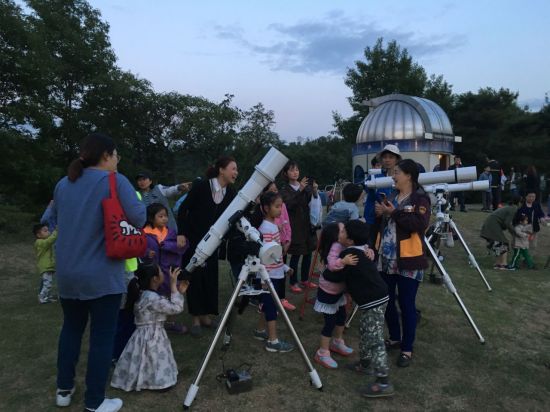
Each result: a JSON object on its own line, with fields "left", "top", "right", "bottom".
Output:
{"left": 485, "top": 155, "right": 501, "bottom": 210}
{"left": 136, "top": 171, "right": 190, "bottom": 231}
{"left": 448, "top": 156, "right": 467, "bottom": 212}
{"left": 363, "top": 144, "right": 401, "bottom": 244}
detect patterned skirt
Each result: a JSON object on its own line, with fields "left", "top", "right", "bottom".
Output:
{"left": 111, "top": 323, "right": 178, "bottom": 391}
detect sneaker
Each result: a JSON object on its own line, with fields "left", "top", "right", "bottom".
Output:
{"left": 361, "top": 382, "right": 395, "bottom": 398}
{"left": 300, "top": 281, "right": 318, "bottom": 289}
{"left": 85, "top": 398, "right": 123, "bottom": 412}
{"left": 280, "top": 299, "right": 296, "bottom": 311}
{"left": 314, "top": 351, "right": 338, "bottom": 369}
{"left": 165, "top": 322, "right": 188, "bottom": 334}
{"left": 492, "top": 264, "right": 506, "bottom": 270}
{"left": 253, "top": 329, "right": 268, "bottom": 341}
{"left": 329, "top": 339, "right": 353, "bottom": 356}
{"left": 55, "top": 387, "right": 75, "bottom": 407}
{"left": 504, "top": 265, "right": 517, "bottom": 271}
{"left": 289, "top": 284, "right": 303, "bottom": 294}
{"left": 265, "top": 339, "right": 294, "bottom": 353}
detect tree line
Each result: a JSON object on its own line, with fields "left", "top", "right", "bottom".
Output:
{"left": 1, "top": 0, "right": 549, "bottom": 212}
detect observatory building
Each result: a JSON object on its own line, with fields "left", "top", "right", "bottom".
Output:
{"left": 353, "top": 94, "right": 461, "bottom": 181}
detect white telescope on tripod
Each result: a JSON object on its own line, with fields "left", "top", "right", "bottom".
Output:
{"left": 365, "top": 166, "right": 478, "bottom": 189}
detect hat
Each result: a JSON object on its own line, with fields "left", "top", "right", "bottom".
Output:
{"left": 378, "top": 144, "right": 401, "bottom": 159}
{"left": 136, "top": 171, "right": 152, "bottom": 180}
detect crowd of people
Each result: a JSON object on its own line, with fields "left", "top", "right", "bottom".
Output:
{"left": 33, "top": 133, "right": 548, "bottom": 410}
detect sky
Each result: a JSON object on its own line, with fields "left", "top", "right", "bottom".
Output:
{"left": 86, "top": 0, "right": 550, "bottom": 141}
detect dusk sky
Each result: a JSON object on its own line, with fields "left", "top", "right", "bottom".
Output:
{"left": 87, "top": 0, "right": 550, "bottom": 141}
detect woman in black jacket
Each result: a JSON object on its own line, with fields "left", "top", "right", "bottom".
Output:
{"left": 177, "top": 156, "right": 237, "bottom": 336}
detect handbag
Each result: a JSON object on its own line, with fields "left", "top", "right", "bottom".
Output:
{"left": 102, "top": 172, "right": 147, "bottom": 259}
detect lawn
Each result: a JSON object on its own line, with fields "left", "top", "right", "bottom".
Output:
{"left": 0, "top": 207, "right": 549, "bottom": 411}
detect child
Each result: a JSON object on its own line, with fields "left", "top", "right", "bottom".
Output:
{"left": 323, "top": 183, "right": 363, "bottom": 226}
{"left": 324, "top": 220, "right": 393, "bottom": 398}
{"left": 265, "top": 182, "right": 294, "bottom": 310}
{"left": 254, "top": 191, "right": 295, "bottom": 353}
{"left": 33, "top": 223, "right": 57, "bottom": 303}
{"left": 111, "top": 263, "right": 189, "bottom": 391}
{"left": 479, "top": 165, "right": 493, "bottom": 212}
{"left": 143, "top": 203, "right": 188, "bottom": 333}
{"left": 313, "top": 222, "right": 370, "bottom": 369}
{"left": 510, "top": 214, "right": 535, "bottom": 269}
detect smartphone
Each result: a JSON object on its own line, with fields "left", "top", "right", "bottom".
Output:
{"left": 378, "top": 193, "right": 386, "bottom": 203}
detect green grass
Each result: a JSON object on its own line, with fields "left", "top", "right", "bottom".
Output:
{"left": 1, "top": 207, "right": 549, "bottom": 411}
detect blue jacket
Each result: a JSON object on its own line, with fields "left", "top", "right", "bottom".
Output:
{"left": 53, "top": 169, "right": 146, "bottom": 300}
{"left": 363, "top": 171, "right": 394, "bottom": 224}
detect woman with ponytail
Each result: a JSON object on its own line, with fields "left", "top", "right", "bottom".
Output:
{"left": 52, "top": 133, "right": 146, "bottom": 412}
{"left": 177, "top": 156, "right": 238, "bottom": 336}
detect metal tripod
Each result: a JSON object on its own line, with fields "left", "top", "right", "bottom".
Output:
{"left": 427, "top": 208, "right": 493, "bottom": 292}
{"left": 424, "top": 191, "right": 487, "bottom": 343}
{"left": 182, "top": 255, "right": 323, "bottom": 409}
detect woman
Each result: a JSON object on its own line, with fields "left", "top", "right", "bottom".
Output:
{"left": 177, "top": 156, "right": 237, "bottom": 336}
{"left": 52, "top": 133, "right": 146, "bottom": 412}
{"left": 514, "top": 191, "right": 545, "bottom": 255}
{"left": 279, "top": 161, "right": 318, "bottom": 293}
{"left": 523, "top": 165, "right": 539, "bottom": 199}
{"left": 374, "top": 159, "right": 431, "bottom": 368}
{"left": 480, "top": 195, "right": 522, "bottom": 269}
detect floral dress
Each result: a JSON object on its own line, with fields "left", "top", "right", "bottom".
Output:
{"left": 111, "top": 290, "right": 184, "bottom": 391}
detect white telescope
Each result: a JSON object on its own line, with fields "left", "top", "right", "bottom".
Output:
{"left": 424, "top": 180, "right": 489, "bottom": 193}
{"left": 184, "top": 147, "right": 289, "bottom": 274}
{"left": 365, "top": 166, "right": 478, "bottom": 189}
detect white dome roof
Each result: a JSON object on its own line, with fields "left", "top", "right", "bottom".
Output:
{"left": 356, "top": 94, "right": 455, "bottom": 144}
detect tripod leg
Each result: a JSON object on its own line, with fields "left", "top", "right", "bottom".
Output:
{"left": 344, "top": 304, "right": 358, "bottom": 329}
{"left": 424, "top": 236, "right": 486, "bottom": 344}
{"left": 449, "top": 220, "right": 492, "bottom": 291}
{"left": 259, "top": 265, "right": 323, "bottom": 390}
{"left": 183, "top": 273, "right": 248, "bottom": 409}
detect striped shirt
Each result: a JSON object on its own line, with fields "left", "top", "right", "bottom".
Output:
{"left": 258, "top": 220, "right": 286, "bottom": 279}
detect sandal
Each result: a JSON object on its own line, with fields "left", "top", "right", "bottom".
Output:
{"left": 384, "top": 339, "right": 401, "bottom": 350}
{"left": 397, "top": 352, "right": 412, "bottom": 368}
{"left": 361, "top": 382, "right": 394, "bottom": 398}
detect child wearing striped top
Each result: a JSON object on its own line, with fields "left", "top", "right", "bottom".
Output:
{"left": 253, "top": 191, "right": 295, "bottom": 353}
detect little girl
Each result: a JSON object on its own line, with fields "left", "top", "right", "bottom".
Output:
{"left": 313, "top": 223, "right": 374, "bottom": 368}
{"left": 263, "top": 182, "right": 294, "bottom": 310}
{"left": 254, "top": 191, "right": 295, "bottom": 353}
{"left": 143, "top": 203, "right": 188, "bottom": 332}
{"left": 111, "top": 263, "right": 189, "bottom": 391}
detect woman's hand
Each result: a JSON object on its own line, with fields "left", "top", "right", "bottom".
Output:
{"left": 177, "top": 235, "right": 187, "bottom": 249}
{"left": 378, "top": 201, "right": 395, "bottom": 216}
{"left": 342, "top": 254, "right": 359, "bottom": 266}
{"left": 299, "top": 176, "right": 308, "bottom": 191}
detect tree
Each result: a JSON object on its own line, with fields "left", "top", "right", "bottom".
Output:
{"left": 333, "top": 38, "right": 453, "bottom": 144}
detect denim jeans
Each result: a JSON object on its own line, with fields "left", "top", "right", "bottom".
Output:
{"left": 57, "top": 294, "right": 122, "bottom": 409}
{"left": 382, "top": 273, "right": 420, "bottom": 352}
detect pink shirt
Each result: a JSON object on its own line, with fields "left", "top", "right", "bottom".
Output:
{"left": 319, "top": 242, "right": 346, "bottom": 295}
{"left": 275, "top": 202, "right": 292, "bottom": 246}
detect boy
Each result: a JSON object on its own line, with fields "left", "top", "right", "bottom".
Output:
{"left": 323, "top": 220, "right": 393, "bottom": 398}
{"left": 323, "top": 183, "right": 363, "bottom": 226}
{"left": 33, "top": 224, "right": 57, "bottom": 303}
{"left": 510, "top": 214, "right": 535, "bottom": 269}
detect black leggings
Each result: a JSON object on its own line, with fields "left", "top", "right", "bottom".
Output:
{"left": 321, "top": 305, "right": 347, "bottom": 338}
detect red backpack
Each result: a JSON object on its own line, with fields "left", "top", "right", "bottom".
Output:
{"left": 102, "top": 172, "right": 147, "bottom": 259}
